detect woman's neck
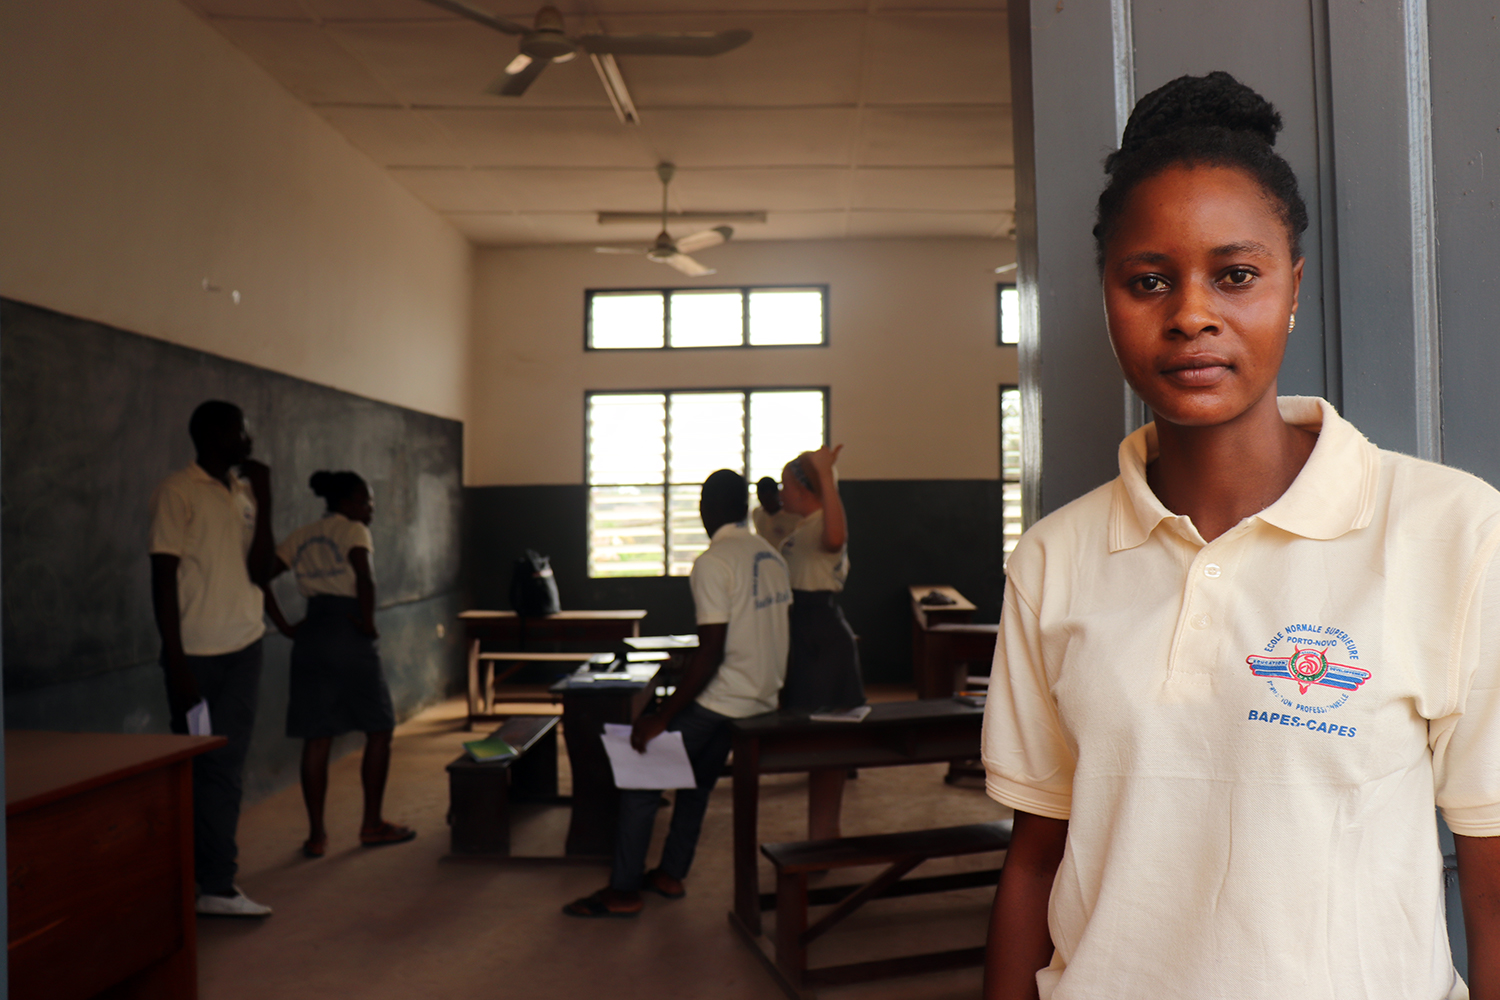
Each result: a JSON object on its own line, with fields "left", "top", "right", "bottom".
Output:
{"left": 1146, "top": 397, "right": 1317, "bottom": 543}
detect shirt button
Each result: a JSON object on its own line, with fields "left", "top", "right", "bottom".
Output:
{"left": 1190, "top": 613, "right": 1212, "bottom": 630}
{"left": 1203, "top": 563, "right": 1222, "bottom": 578}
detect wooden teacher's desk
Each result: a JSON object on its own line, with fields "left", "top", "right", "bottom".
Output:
{"left": 728, "top": 699, "right": 985, "bottom": 936}
{"left": 7, "top": 729, "right": 225, "bottom": 1000}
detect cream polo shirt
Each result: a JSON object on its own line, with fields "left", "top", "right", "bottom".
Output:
{"left": 148, "top": 463, "right": 266, "bottom": 656}
{"left": 277, "top": 514, "right": 374, "bottom": 599}
{"left": 983, "top": 397, "right": 1500, "bottom": 1000}
{"left": 691, "top": 522, "right": 792, "bottom": 719}
{"left": 781, "top": 509, "right": 849, "bottom": 592}
{"left": 752, "top": 506, "right": 802, "bottom": 552}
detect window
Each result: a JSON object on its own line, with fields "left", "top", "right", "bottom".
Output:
{"left": 587, "top": 389, "right": 828, "bottom": 577}
{"left": 997, "top": 284, "right": 1019, "bottom": 345}
{"left": 1001, "top": 386, "right": 1023, "bottom": 555}
{"left": 587, "top": 287, "right": 828, "bottom": 349}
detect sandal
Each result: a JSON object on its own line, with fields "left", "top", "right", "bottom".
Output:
{"left": 562, "top": 890, "right": 641, "bottom": 919}
{"left": 301, "top": 836, "right": 327, "bottom": 858}
{"left": 643, "top": 869, "right": 685, "bottom": 899}
{"left": 359, "top": 822, "right": 417, "bottom": 847}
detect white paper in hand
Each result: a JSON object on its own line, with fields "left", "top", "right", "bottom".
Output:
{"left": 601, "top": 723, "right": 698, "bottom": 789}
{"left": 187, "top": 699, "right": 212, "bottom": 737}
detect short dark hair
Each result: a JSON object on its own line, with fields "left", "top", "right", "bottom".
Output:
{"left": 1094, "top": 71, "right": 1309, "bottom": 271}
{"left": 702, "top": 469, "right": 749, "bottom": 523}
{"left": 309, "top": 470, "right": 368, "bottom": 511}
{"left": 188, "top": 400, "right": 243, "bottom": 450}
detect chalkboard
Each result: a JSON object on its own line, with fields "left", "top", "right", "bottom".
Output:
{"left": 1, "top": 298, "right": 463, "bottom": 694}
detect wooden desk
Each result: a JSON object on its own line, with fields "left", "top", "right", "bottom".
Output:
{"left": 909, "top": 586, "right": 994, "bottom": 699}
{"left": 459, "top": 610, "right": 646, "bottom": 719}
{"left": 548, "top": 664, "right": 666, "bottom": 858}
{"left": 7, "top": 730, "right": 225, "bottom": 1000}
{"left": 728, "top": 699, "right": 984, "bottom": 936}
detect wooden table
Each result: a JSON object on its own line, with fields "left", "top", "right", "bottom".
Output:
{"left": 459, "top": 609, "right": 646, "bottom": 719}
{"left": 7, "top": 730, "right": 225, "bottom": 1000}
{"left": 728, "top": 699, "right": 985, "bottom": 937}
{"left": 909, "top": 586, "right": 996, "bottom": 698}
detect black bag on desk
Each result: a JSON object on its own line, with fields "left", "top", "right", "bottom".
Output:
{"left": 510, "top": 550, "right": 560, "bottom": 617}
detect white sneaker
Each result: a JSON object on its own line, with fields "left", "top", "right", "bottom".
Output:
{"left": 196, "top": 887, "right": 272, "bottom": 917}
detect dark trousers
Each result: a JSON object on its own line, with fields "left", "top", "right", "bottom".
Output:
{"left": 610, "top": 702, "right": 734, "bottom": 893}
{"left": 167, "top": 639, "right": 263, "bottom": 896}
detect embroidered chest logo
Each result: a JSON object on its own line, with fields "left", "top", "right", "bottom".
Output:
{"left": 1244, "top": 624, "right": 1370, "bottom": 738}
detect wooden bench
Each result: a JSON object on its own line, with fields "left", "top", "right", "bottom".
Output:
{"left": 445, "top": 715, "right": 562, "bottom": 857}
{"left": 756, "top": 820, "right": 1012, "bottom": 996}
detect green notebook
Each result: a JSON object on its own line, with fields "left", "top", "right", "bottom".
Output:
{"left": 463, "top": 736, "right": 518, "bottom": 763}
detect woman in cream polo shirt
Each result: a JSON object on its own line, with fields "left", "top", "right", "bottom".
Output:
{"left": 982, "top": 73, "right": 1500, "bottom": 999}
{"left": 779, "top": 444, "right": 866, "bottom": 841}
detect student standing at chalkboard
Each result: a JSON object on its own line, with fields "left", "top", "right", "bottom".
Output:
{"left": 271, "top": 471, "right": 415, "bottom": 859}
{"left": 149, "top": 400, "right": 277, "bottom": 918}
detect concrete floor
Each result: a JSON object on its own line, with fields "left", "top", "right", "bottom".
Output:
{"left": 198, "top": 688, "right": 1009, "bottom": 999}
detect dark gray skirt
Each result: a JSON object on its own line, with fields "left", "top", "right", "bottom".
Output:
{"left": 287, "top": 595, "right": 396, "bottom": 739}
{"left": 781, "top": 590, "right": 866, "bottom": 713}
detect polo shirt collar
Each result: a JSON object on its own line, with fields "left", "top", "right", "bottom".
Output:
{"left": 1108, "top": 396, "right": 1380, "bottom": 552}
{"left": 710, "top": 520, "right": 750, "bottom": 543}
{"left": 188, "top": 461, "right": 242, "bottom": 491}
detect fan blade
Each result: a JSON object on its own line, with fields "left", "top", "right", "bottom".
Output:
{"left": 661, "top": 253, "right": 715, "bottom": 277}
{"left": 674, "top": 225, "right": 732, "bottom": 254}
{"left": 594, "top": 246, "right": 647, "bottom": 255}
{"left": 418, "top": 0, "right": 528, "bottom": 36}
{"left": 578, "top": 30, "right": 752, "bottom": 57}
{"left": 487, "top": 55, "right": 551, "bottom": 96}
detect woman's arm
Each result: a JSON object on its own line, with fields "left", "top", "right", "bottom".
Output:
{"left": 985, "top": 810, "right": 1068, "bottom": 1000}
{"left": 805, "top": 445, "right": 847, "bottom": 552}
{"left": 260, "top": 582, "right": 297, "bottom": 638}
{"left": 348, "top": 547, "right": 378, "bottom": 637}
{"left": 1456, "top": 833, "right": 1500, "bottom": 999}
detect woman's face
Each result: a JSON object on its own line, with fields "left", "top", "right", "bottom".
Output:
{"left": 1102, "top": 163, "right": 1303, "bottom": 431}
{"left": 780, "top": 462, "right": 816, "bottom": 516}
{"left": 342, "top": 485, "right": 374, "bottom": 525}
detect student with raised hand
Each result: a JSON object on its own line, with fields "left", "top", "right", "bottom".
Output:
{"left": 150, "top": 400, "right": 276, "bottom": 918}
{"left": 564, "top": 469, "right": 791, "bottom": 918}
{"left": 983, "top": 71, "right": 1500, "bottom": 1000}
{"left": 275, "top": 471, "right": 413, "bottom": 859}
{"left": 778, "top": 445, "right": 865, "bottom": 841}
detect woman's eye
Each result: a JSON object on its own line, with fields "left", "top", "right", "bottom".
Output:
{"left": 1224, "top": 268, "right": 1255, "bottom": 285}
{"left": 1135, "top": 275, "right": 1166, "bottom": 292}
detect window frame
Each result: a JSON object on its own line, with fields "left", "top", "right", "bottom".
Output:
{"left": 1000, "top": 383, "right": 1024, "bottom": 557}
{"left": 997, "top": 282, "right": 1019, "bottom": 346}
{"left": 584, "top": 385, "right": 832, "bottom": 578}
{"left": 584, "top": 285, "right": 831, "bottom": 351}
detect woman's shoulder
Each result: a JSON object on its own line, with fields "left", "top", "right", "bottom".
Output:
{"left": 1378, "top": 448, "right": 1500, "bottom": 535}
{"left": 1005, "top": 481, "right": 1117, "bottom": 583}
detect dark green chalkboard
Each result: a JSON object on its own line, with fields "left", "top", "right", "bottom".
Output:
{"left": 1, "top": 298, "right": 463, "bottom": 694}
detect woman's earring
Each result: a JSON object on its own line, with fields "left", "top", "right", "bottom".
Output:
{"left": 1288, "top": 314, "right": 1297, "bottom": 333}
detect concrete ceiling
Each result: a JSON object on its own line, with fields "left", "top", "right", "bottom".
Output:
{"left": 181, "top": 0, "right": 1013, "bottom": 246}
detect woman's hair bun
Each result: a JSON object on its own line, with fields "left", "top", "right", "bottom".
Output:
{"left": 1108, "top": 71, "right": 1281, "bottom": 174}
{"left": 309, "top": 470, "right": 334, "bottom": 498}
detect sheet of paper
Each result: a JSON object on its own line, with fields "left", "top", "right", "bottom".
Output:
{"left": 624, "top": 634, "right": 700, "bottom": 650}
{"left": 601, "top": 723, "right": 698, "bottom": 789}
{"left": 187, "top": 699, "right": 212, "bottom": 736}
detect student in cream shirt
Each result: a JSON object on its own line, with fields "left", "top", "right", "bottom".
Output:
{"left": 565, "top": 469, "right": 790, "bottom": 918}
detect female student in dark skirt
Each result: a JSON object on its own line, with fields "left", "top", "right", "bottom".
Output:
{"left": 272, "top": 471, "right": 414, "bottom": 858}
{"left": 778, "top": 444, "right": 866, "bottom": 840}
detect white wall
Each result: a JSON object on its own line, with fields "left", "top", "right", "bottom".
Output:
{"left": 0, "top": 0, "right": 472, "bottom": 425}
{"left": 469, "top": 238, "right": 1018, "bottom": 485}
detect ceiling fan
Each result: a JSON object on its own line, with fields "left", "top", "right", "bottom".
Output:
{"left": 419, "top": 0, "right": 752, "bottom": 98}
{"left": 595, "top": 164, "right": 734, "bottom": 277}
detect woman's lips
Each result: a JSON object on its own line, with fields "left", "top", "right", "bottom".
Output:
{"left": 1163, "top": 359, "right": 1231, "bottom": 386}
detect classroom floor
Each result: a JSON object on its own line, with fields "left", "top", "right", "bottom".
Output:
{"left": 198, "top": 686, "right": 1009, "bottom": 1000}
